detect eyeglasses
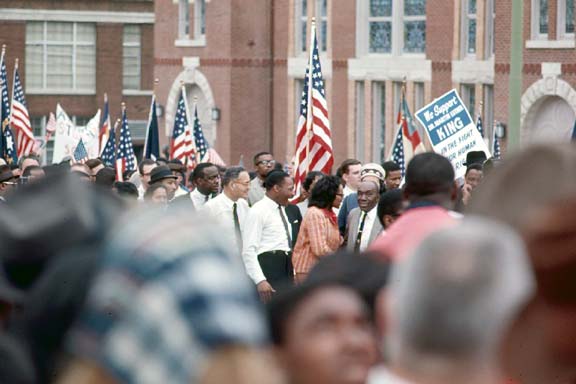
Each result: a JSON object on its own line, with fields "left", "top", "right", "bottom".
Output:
{"left": 1, "top": 181, "right": 18, "bottom": 186}
{"left": 257, "top": 160, "right": 275, "bottom": 166}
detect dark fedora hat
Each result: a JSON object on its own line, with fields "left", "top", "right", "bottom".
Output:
{"left": 464, "top": 151, "right": 488, "bottom": 166}
{"left": 149, "top": 165, "right": 178, "bottom": 185}
{"left": 0, "top": 170, "right": 18, "bottom": 184}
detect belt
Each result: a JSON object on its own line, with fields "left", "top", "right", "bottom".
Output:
{"left": 259, "top": 250, "right": 291, "bottom": 256}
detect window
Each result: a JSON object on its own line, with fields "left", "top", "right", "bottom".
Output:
{"left": 372, "top": 82, "right": 386, "bottom": 163}
{"left": 179, "top": 0, "right": 190, "bottom": 39}
{"left": 356, "top": 81, "right": 365, "bottom": 161}
{"left": 414, "top": 82, "right": 425, "bottom": 111}
{"left": 194, "top": 0, "right": 206, "bottom": 39}
{"left": 462, "top": 0, "right": 477, "bottom": 56}
{"left": 558, "top": 0, "right": 575, "bottom": 39}
{"left": 483, "top": 85, "right": 494, "bottom": 140}
{"left": 531, "top": 0, "right": 549, "bottom": 39}
{"left": 393, "top": 81, "right": 403, "bottom": 116}
{"left": 485, "top": 0, "right": 495, "bottom": 57}
{"left": 295, "top": 0, "right": 328, "bottom": 54}
{"left": 123, "top": 25, "right": 141, "bottom": 91}
{"left": 25, "top": 22, "right": 96, "bottom": 93}
{"left": 366, "top": 0, "right": 426, "bottom": 55}
{"left": 461, "top": 84, "right": 476, "bottom": 117}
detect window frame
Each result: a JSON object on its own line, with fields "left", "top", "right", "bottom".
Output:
{"left": 461, "top": 0, "right": 477, "bottom": 58}
{"left": 25, "top": 21, "right": 96, "bottom": 94}
{"left": 295, "top": 0, "right": 328, "bottom": 55}
{"left": 193, "top": 0, "right": 206, "bottom": 40}
{"left": 359, "top": 0, "right": 427, "bottom": 57}
{"left": 531, "top": 0, "right": 549, "bottom": 40}
{"left": 123, "top": 25, "right": 141, "bottom": 92}
{"left": 372, "top": 81, "right": 386, "bottom": 163}
{"left": 355, "top": 81, "right": 366, "bottom": 162}
{"left": 484, "top": 0, "right": 495, "bottom": 58}
{"left": 557, "top": 0, "right": 575, "bottom": 40}
{"left": 178, "top": 0, "right": 190, "bottom": 39}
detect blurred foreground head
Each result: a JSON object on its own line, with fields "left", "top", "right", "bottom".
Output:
{"left": 467, "top": 144, "right": 576, "bottom": 383}
{"left": 385, "top": 218, "right": 534, "bottom": 384}
{"left": 61, "top": 208, "right": 272, "bottom": 384}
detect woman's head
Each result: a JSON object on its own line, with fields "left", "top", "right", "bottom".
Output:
{"left": 144, "top": 184, "right": 168, "bottom": 205}
{"left": 308, "top": 175, "right": 343, "bottom": 210}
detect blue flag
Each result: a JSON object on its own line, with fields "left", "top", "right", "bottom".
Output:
{"left": 0, "top": 48, "right": 17, "bottom": 164}
{"left": 143, "top": 95, "right": 160, "bottom": 160}
{"left": 115, "top": 108, "right": 136, "bottom": 181}
{"left": 192, "top": 105, "right": 208, "bottom": 163}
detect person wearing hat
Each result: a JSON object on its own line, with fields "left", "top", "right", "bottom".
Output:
{"left": 148, "top": 165, "right": 179, "bottom": 201}
{"left": 344, "top": 163, "right": 386, "bottom": 252}
{"left": 0, "top": 165, "right": 19, "bottom": 203}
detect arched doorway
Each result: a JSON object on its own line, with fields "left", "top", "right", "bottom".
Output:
{"left": 186, "top": 83, "right": 214, "bottom": 146}
{"left": 523, "top": 96, "right": 575, "bottom": 143}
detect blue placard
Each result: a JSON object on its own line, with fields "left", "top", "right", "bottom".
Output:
{"left": 415, "top": 89, "right": 473, "bottom": 147}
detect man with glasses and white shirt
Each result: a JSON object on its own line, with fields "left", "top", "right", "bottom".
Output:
{"left": 203, "top": 166, "right": 251, "bottom": 254}
{"left": 248, "top": 152, "right": 275, "bottom": 206}
{"left": 0, "top": 166, "right": 19, "bottom": 203}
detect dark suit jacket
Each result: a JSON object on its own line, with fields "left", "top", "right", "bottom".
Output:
{"left": 285, "top": 204, "right": 302, "bottom": 250}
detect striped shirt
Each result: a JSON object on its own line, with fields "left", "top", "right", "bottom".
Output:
{"left": 293, "top": 206, "right": 342, "bottom": 274}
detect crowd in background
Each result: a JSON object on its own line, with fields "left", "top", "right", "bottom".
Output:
{"left": 0, "top": 143, "right": 575, "bottom": 384}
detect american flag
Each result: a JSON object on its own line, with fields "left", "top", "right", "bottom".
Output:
{"left": 99, "top": 93, "right": 111, "bottom": 155}
{"left": 115, "top": 107, "right": 137, "bottom": 181}
{"left": 101, "top": 119, "right": 118, "bottom": 167}
{"left": 390, "top": 123, "right": 406, "bottom": 177}
{"left": 389, "top": 90, "right": 425, "bottom": 177}
{"left": 143, "top": 94, "right": 160, "bottom": 160}
{"left": 170, "top": 87, "right": 193, "bottom": 165}
{"left": 192, "top": 105, "right": 208, "bottom": 164}
{"left": 293, "top": 21, "right": 333, "bottom": 200}
{"left": 10, "top": 60, "right": 34, "bottom": 158}
{"left": 476, "top": 114, "right": 484, "bottom": 137}
{"left": 0, "top": 46, "right": 16, "bottom": 163}
{"left": 73, "top": 138, "right": 89, "bottom": 164}
{"left": 493, "top": 126, "right": 501, "bottom": 160}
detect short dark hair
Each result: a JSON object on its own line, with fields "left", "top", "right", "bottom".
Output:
{"left": 85, "top": 158, "right": 103, "bottom": 170}
{"left": 303, "top": 171, "right": 325, "bottom": 192}
{"left": 336, "top": 159, "right": 361, "bottom": 178}
{"left": 308, "top": 175, "right": 341, "bottom": 209}
{"left": 382, "top": 161, "right": 401, "bottom": 177}
{"left": 139, "top": 159, "right": 157, "bottom": 175}
{"left": 18, "top": 154, "right": 40, "bottom": 169}
{"left": 253, "top": 151, "right": 272, "bottom": 165}
{"left": 222, "top": 166, "right": 246, "bottom": 187}
{"left": 95, "top": 167, "right": 116, "bottom": 188}
{"left": 144, "top": 183, "right": 167, "bottom": 200}
{"left": 113, "top": 181, "right": 138, "bottom": 200}
{"left": 22, "top": 165, "right": 42, "bottom": 178}
{"left": 192, "top": 162, "right": 216, "bottom": 182}
{"left": 264, "top": 170, "right": 290, "bottom": 191}
{"left": 465, "top": 163, "right": 483, "bottom": 176}
{"left": 404, "top": 153, "right": 455, "bottom": 197}
{"left": 377, "top": 189, "right": 404, "bottom": 227}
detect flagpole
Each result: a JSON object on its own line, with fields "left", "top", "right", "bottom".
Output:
{"left": 9, "top": 58, "right": 17, "bottom": 125}
{"left": 143, "top": 78, "right": 158, "bottom": 160}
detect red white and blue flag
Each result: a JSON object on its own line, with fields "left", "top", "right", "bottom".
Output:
{"left": 170, "top": 87, "right": 193, "bottom": 165}
{"left": 101, "top": 119, "right": 118, "bottom": 167}
{"left": 115, "top": 107, "right": 137, "bottom": 181}
{"left": 10, "top": 60, "right": 34, "bottom": 158}
{"left": 73, "top": 138, "right": 89, "bottom": 164}
{"left": 191, "top": 104, "right": 208, "bottom": 165}
{"left": 0, "top": 46, "right": 17, "bottom": 164}
{"left": 99, "top": 93, "right": 111, "bottom": 155}
{"left": 293, "top": 21, "right": 333, "bottom": 200}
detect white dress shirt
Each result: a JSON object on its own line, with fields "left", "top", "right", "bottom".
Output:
{"left": 247, "top": 177, "right": 266, "bottom": 206}
{"left": 203, "top": 193, "right": 249, "bottom": 247}
{"left": 190, "top": 188, "right": 213, "bottom": 209}
{"left": 242, "top": 195, "right": 293, "bottom": 284}
{"left": 359, "top": 205, "right": 378, "bottom": 251}
{"left": 343, "top": 185, "right": 356, "bottom": 198}
{"left": 368, "top": 365, "right": 414, "bottom": 384}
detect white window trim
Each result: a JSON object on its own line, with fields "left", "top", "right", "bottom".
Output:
{"left": 461, "top": 0, "right": 477, "bottom": 58}
{"left": 485, "top": 0, "right": 495, "bottom": 58}
{"left": 526, "top": 39, "right": 575, "bottom": 48}
{"left": 178, "top": 0, "right": 190, "bottom": 39}
{"left": 355, "top": 81, "right": 366, "bottom": 162}
{"left": 371, "top": 81, "right": 386, "bottom": 162}
{"left": 193, "top": 0, "right": 206, "bottom": 40}
{"left": 557, "top": 0, "right": 575, "bottom": 40}
{"left": 357, "top": 0, "right": 426, "bottom": 58}
{"left": 123, "top": 90, "right": 154, "bottom": 96}
{"left": 531, "top": 0, "right": 549, "bottom": 40}
{"left": 0, "top": 8, "right": 154, "bottom": 23}
{"left": 294, "top": 0, "right": 328, "bottom": 56}
{"left": 26, "top": 21, "right": 96, "bottom": 94}
{"left": 174, "top": 36, "right": 206, "bottom": 47}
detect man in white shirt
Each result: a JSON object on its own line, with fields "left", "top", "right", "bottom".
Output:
{"left": 242, "top": 170, "right": 296, "bottom": 302}
{"left": 203, "top": 166, "right": 250, "bottom": 253}
{"left": 173, "top": 162, "right": 220, "bottom": 209}
{"left": 247, "top": 152, "right": 275, "bottom": 206}
{"left": 336, "top": 159, "right": 362, "bottom": 198}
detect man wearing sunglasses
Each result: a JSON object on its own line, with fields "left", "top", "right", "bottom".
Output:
{"left": 0, "top": 166, "right": 19, "bottom": 203}
{"left": 248, "top": 151, "right": 276, "bottom": 206}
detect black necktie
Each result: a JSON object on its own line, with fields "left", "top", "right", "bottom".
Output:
{"left": 233, "top": 202, "right": 242, "bottom": 250}
{"left": 204, "top": 194, "right": 209, "bottom": 202}
{"left": 354, "top": 211, "right": 367, "bottom": 252}
{"left": 278, "top": 205, "right": 292, "bottom": 249}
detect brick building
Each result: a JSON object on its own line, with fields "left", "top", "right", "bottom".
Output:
{"left": 0, "top": 0, "right": 154, "bottom": 162}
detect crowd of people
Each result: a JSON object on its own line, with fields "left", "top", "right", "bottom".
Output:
{"left": 0, "top": 143, "right": 575, "bottom": 384}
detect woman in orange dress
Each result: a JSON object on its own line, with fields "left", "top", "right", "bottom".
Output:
{"left": 293, "top": 175, "right": 344, "bottom": 283}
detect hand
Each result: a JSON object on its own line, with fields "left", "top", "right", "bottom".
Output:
{"left": 462, "top": 183, "right": 473, "bottom": 206}
{"left": 257, "top": 280, "right": 276, "bottom": 302}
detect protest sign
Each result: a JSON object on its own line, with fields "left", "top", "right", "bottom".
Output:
{"left": 415, "top": 89, "right": 490, "bottom": 179}
{"left": 52, "top": 104, "right": 100, "bottom": 163}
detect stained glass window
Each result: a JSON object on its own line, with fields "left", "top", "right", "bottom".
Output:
{"left": 370, "top": 0, "right": 393, "bottom": 17}
{"left": 566, "top": 0, "right": 574, "bottom": 34}
{"left": 404, "top": 0, "right": 426, "bottom": 16}
{"left": 370, "top": 22, "right": 392, "bottom": 53}
{"left": 539, "top": 0, "right": 548, "bottom": 34}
